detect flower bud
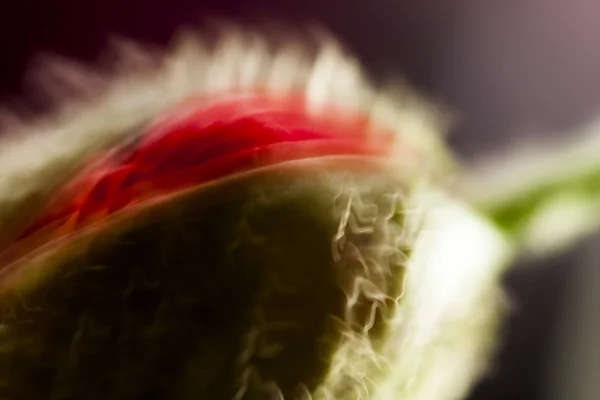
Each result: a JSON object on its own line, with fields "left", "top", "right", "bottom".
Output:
{"left": 0, "top": 25, "right": 510, "bottom": 400}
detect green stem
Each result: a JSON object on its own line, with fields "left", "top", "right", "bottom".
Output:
{"left": 459, "top": 128, "right": 600, "bottom": 257}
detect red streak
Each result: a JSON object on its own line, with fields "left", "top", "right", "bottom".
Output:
{"left": 1, "top": 92, "right": 394, "bottom": 268}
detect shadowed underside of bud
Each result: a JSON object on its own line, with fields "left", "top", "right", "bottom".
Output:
{"left": 0, "top": 159, "right": 416, "bottom": 400}
{"left": 0, "top": 23, "right": 509, "bottom": 400}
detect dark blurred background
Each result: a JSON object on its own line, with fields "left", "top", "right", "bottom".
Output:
{"left": 1, "top": 1, "right": 600, "bottom": 399}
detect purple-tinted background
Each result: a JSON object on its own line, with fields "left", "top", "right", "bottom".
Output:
{"left": 1, "top": 1, "right": 600, "bottom": 399}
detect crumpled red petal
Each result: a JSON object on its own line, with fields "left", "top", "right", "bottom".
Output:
{"left": 1, "top": 92, "right": 396, "bottom": 269}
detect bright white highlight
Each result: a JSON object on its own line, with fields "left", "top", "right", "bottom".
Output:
{"left": 373, "top": 191, "right": 513, "bottom": 400}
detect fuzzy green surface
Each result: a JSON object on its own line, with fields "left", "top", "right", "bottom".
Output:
{"left": 0, "top": 158, "right": 412, "bottom": 400}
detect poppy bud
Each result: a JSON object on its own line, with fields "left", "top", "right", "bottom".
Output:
{"left": 0, "top": 25, "right": 510, "bottom": 400}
